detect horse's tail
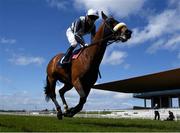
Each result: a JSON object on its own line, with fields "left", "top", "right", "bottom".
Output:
{"left": 44, "top": 76, "right": 51, "bottom": 102}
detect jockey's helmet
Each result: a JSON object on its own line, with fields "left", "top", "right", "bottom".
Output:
{"left": 86, "top": 9, "right": 99, "bottom": 20}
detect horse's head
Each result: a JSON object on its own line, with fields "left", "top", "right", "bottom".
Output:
{"left": 102, "top": 12, "right": 132, "bottom": 43}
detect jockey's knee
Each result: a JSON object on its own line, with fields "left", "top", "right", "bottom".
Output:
{"left": 70, "top": 42, "right": 77, "bottom": 47}
{"left": 66, "top": 30, "right": 78, "bottom": 47}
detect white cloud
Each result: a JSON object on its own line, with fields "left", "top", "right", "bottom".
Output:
{"left": 8, "top": 54, "right": 45, "bottom": 66}
{"left": 0, "top": 90, "right": 135, "bottom": 110}
{"left": 0, "top": 37, "right": 16, "bottom": 44}
{"left": 114, "top": 93, "right": 132, "bottom": 99}
{"left": 147, "top": 35, "right": 180, "bottom": 54}
{"left": 0, "top": 85, "right": 136, "bottom": 110}
{"left": 86, "top": 90, "right": 135, "bottom": 110}
{"left": 46, "top": 0, "right": 69, "bottom": 10}
{"left": 128, "top": 9, "right": 180, "bottom": 46}
{"left": 146, "top": 39, "right": 165, "bottom": 54}
{"left": 168, "top": 0, "right": 177, "bottom": 5}
{"left": 163, "top": 35, "right": 180, "bottom": 50}
{"left": 123, "top": 1, "right": 180, "bottom": 59}
{"left": 102, "top": 50, "right": 127, "bottom": 65}
{"left": 46, "top": 0, "right": 145, "bottom": 18}
{"left": 0, "top": 91, "right": 50, "bottom": 110}
{"left": 168, "top": 0, "right": 180, "bottom": 7}
{"left": 91, "top": 89, "right": 112, "bottom": 95}
{"left": 74, "top": 0, "right": 145, "bottom": 18}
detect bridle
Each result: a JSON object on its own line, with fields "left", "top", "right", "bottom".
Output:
{"left": 89, "top": 19, "right": 125, "bottom": 47}
{"left": 103, "top": 21, "right": 119, "bottom": 46}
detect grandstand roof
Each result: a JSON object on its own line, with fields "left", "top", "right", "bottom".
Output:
{"left": 93, "top": 68, "right": 180, "bottom": 93}
{"left": 133, "top": 89, "right": 180, "bottom": 98}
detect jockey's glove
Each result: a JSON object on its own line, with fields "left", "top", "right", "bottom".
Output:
{"left": 80, "top": 43, "right": 88, "bottom": 48}
{"left": 84, "top": 43, "right": 88, "bottom": 47}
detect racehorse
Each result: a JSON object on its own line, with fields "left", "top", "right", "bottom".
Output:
{"left": 44, "top": 12, "right": 132, "bottom": 119}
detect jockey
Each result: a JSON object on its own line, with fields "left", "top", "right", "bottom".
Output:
{"left": 60, "top": 9, "right": 99, "bottom": 65}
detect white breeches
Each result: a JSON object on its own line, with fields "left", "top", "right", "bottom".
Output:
{"left": 66, "top": 28, "right": 78, "bottom": 47}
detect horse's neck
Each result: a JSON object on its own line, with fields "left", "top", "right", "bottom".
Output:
{"left": 85, "top": 24, "right": 107, "bottom": 67}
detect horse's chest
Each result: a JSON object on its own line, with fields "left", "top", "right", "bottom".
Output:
{"left": 83, "top": 69, "right": 98, "bottom": 82}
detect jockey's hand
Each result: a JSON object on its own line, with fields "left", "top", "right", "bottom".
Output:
{"left": 80, "top": 43, "right": 88, "bottom": 47}
{"left": 84, "top": 43, "right": 88, "bottom": 47}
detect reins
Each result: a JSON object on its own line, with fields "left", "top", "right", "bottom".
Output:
{"left": 86, "top": 21, "right": 117, "bottom": 48}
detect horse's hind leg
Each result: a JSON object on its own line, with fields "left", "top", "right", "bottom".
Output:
{"left": 45, "top": 76, "right": 62, "bottom": 119}
{"left": 65, "top": 79, "right": 90, "bottom": 117}
{"left": 59, "top": 84, "right": 73, "bottom": 113}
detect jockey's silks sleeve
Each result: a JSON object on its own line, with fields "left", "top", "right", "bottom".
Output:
{"left": 74, "top": 34, "right": 85, "bottom": 46}
{"left": 73, "top": 19, "right": 85, "bottom": 45}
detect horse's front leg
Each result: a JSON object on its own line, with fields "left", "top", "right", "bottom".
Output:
{"left": 65, "top": 78, "right": 89, "bottom": 117}
{"left": 65, "top": 97, "right": 87, "bottom": 117}
{"left": 69, "top": 97, "right": 87, "bottom": 116}
{"left": 59, "top": 84, "right": 73, "bottom": 113}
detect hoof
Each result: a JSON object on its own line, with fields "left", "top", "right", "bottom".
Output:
{"left": 63, "top": 108, "right": 75, "bottom": 117}
{"left": 57, "top": 111, "right": 63, "bottom": 120}
{"left": 63, "top": 104, "right": 68, "bottom": 113}
{"left": 63, "top": 113, "right": 74, "bottom": 117}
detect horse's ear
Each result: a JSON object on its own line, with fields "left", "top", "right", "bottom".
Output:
{"left": 101, "top": 11, "right": 108, "bottom": 20}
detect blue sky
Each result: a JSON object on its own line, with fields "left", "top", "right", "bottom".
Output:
{"left": 0, "top": 0, "right": 180, "bottom": 111}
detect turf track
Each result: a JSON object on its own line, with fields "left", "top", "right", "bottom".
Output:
{"left": 0, "top": 114, "right": 180, "bottom": 132}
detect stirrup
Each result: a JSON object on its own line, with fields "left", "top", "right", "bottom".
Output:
{"left": 60, "top": 56, "right": 65, "bottom": 64}
{"left": 58, "top": 56, "right": 70, "bottom": 66}
{"left": 57, "top": 57, "right": 65, "bottom": 67}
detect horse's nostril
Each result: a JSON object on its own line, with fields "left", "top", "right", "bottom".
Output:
{"left": 127, "top": 34, "right": 131, "bottom": 39}
{"left": 124, "top": 29, "right": 132, "bottom": 39}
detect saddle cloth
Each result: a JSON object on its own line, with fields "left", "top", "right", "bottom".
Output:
{"left": 72, "top": 48, "right": 83, "bottom": 59}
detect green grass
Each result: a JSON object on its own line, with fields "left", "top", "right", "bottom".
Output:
{"left": 0, "top": 114, "right": 180, "bottom": 132}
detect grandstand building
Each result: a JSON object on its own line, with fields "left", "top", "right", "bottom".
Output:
{"left": 133, "top": 89, "right": 180, "bottom": 108}
{"left": 94, "top": 68, "right": 180, "bottom": 109}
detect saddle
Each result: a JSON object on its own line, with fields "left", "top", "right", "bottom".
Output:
{"left": 59, "top": 48, "right": 83, "bottom": 67}
{"left": 58, "top": 47, "right": 102, "bottom": 78}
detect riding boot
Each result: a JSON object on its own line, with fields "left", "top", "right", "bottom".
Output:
{"left": 60, "top": 46, "right": 75, "bottom": 65}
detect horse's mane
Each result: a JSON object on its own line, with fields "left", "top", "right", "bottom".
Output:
{"left": 84, "top": 22, "right": 105, "bottom": 49}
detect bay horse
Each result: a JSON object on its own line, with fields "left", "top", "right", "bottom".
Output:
{"left": 44, "top": 12, "right": 132, "bottom": 119}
